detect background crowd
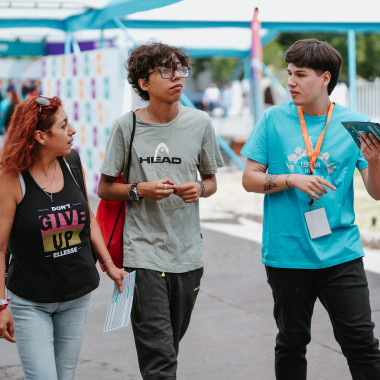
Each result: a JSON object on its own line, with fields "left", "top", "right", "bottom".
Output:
{"left": 0, "top": 80, "right": 41, "bottom": 147}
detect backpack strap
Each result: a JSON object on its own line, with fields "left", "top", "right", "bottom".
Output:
{"left": 65, "top": 149, "right": 98, "bottom": 262}
{"left": 65, "top": 149, "right": 88, "bottom": 201}
{"left": 125, "top": 111, "right": 136, "bottom": 183}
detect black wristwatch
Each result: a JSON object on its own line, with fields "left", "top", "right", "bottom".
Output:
{"left": 129, "top": 183, "right": 143, "bottom": 201}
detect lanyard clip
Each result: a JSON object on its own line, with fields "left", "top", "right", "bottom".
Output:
{"left": 309, "top": 169, "right": 316, "bottom": 209}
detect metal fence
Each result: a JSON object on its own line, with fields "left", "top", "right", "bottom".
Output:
{"left": 356, "top": 79, "right": 380, "bottom": 121}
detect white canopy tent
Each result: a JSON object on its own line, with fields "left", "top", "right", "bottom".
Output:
{"left": 2, "top": 0, "right": 380, "bottom": 85}
{"left": 1, "top": 0, "right": 380, "bottom": 174}
{"left": 2, "top": 0, "right": 379, "bottom": 111}
{"left": 1, "top": 0, "right": 380, "bottom": 50}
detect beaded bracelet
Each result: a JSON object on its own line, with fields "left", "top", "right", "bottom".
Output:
{"left": 103, "top": 258, "right": 113, "bottom": 266}
{"left": 195, "top": 180, "right": 205, "bottom": 197}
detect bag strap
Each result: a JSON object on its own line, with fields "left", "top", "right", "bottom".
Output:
{"left": 65, "top": 149, "right": 88, "bottom": 201}
{"left": 65, "top": 142, "right": 100, "bottom": 263}
{"left": 107, "top": 111, "right": 136, "bottom": 249}
{"left": 124, "top": 111, "right": 136, "bottom": 184}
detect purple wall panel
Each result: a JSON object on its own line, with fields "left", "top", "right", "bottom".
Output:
{"left": 45, "top": 40, "right": 114, "bottom": 55}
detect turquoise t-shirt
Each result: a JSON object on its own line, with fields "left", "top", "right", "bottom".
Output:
{"left": 0, "top": 98, "right": 11, "bottom": 133}
{"left": 241, "top": 102, "right": 369, "bottom": 269}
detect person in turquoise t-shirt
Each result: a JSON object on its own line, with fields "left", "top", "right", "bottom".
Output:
{"left": 241, "top": 39, "right": 380, "bottom": 380}
{"left": 0, "top": 94, "right": 11, "bottom": 134}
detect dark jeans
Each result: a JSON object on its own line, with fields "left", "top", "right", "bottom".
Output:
{"left": 125, "top": 267, "right": 203, "bottom": 380}
{"left": 266, "top": 258, "right": 380, "bottom": 380}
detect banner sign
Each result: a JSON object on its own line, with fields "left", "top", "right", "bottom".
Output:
{"left": 42, "top": 48, "right": 131, "bottom": 196}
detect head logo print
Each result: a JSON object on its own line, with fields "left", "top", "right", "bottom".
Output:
{"left": 154, "top": 143, "right": 170, "bottom": 162}
{"left": 139, "top": 142, "right": 181, "bottom": 165}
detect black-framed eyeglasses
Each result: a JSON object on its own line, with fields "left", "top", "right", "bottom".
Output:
{"left": 147, "top": 66, "right": 190, "bottom": 79}
{"left": 36, "top": 96, "right": 51, "bottom": 129}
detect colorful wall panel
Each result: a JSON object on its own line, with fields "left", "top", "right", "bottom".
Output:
{"left": 42, "top": 48, "right": 131, "bottom": 197}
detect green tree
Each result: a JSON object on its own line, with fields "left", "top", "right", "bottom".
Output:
{"left": 356, "top": 33, "right": 380, "bottom": 80}
{"left": 191, "top": 57, "right": 239, "bottom": 84}
{"left": 266, "top": 32, "right": 380, "bottom": 83}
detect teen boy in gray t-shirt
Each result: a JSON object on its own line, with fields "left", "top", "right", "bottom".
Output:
{"left": 99, "top": 42, "right": 223, "bottom": 379}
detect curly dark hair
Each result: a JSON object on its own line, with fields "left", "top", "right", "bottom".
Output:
{"left": 284, "top": 39, "right": 342, "bottom": 95}
{"left": 127, "top": 42, "right": 190, "bottom": 101}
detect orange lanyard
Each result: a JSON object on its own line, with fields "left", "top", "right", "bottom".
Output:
{"left": 297, "top": 102, "right": 334, "bottom": 174}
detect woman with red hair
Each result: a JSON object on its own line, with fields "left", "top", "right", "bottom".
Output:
{"left": 0, "top": 96, "right": 127, "bottom": 380}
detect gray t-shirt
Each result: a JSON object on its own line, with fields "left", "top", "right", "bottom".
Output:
{"left": 100, "top": 104, "right": 224, "bottom": 272}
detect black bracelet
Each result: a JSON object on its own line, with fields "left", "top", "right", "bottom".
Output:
{"left": 195, "top": 180, "right": 205, "bottom": 197}
{"left": 285, "top": 174, "right": 291, "bottom": 189}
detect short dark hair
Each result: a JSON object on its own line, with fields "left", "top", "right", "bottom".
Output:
{"left": 127, "top": 42, "right": 190, "bottom": 101}
{"left": 284, "top": 39, "right": 342, "bottom": 95}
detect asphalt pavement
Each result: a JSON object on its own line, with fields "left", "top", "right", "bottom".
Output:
{"left": 1, "top": 168, "right": 380, "bottom": 379}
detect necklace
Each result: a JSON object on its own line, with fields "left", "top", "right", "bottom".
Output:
{"left": 146, "top": 103, "right": 179, "bottom": 124}
{"left": 29, "top": 159, "right": 57, "bottom": 203}
{"left": 145, "top": 106, "right": 153, "bottom": 124}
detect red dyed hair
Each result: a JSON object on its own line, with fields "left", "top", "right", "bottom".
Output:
{"left": 0, "top": 96, "right": 62, "bottom": 173}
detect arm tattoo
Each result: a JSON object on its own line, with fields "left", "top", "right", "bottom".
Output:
{"left": 257, "top": 164, "right": 267, "bottom": 173}
{"left": 264, "top": 174, "right": 278, "bottom": 192}
{"left": 285, "top": 174, "right": 291, "bottom": 189}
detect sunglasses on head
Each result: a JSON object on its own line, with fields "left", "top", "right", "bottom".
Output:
{"left": 36, "top": 96, "right": 51, "bottom": 129}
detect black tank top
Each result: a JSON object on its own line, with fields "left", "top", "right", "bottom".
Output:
{"left": 7, "top": 157, "right": 99, "bottom": 302}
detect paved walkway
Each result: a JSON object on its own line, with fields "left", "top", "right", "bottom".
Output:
{"left": 1, "top": 165, "right": 380, "bottom": 379}
{"left": 2, "top": 221, "right": 379, "bottom": 380}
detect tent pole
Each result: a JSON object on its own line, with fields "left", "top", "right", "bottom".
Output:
{"left": 72, "top": 36, "right": 81, "bottom": 54}
{"left": 64, "top": 33, "right": 72, "bottom": 55}
{"left": 113, "top": 17, "right": 136, "bottom": 47}
{"left": 232, "top": 59, "right": 245, "bottom": 82}
{"left": 348, "top": 30, "right": 357, "bottom": 111}
{"left": 244, "top": 56, "right": 254, "bottom": 132}
{"left": 100, "top": 28, "right": 105, "bottom": 49}
{"left": 250, "top": 8, "right": 264, "bottom": 126}
{"left": 261, "top": 30, "right": 279, "bottom": 47}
